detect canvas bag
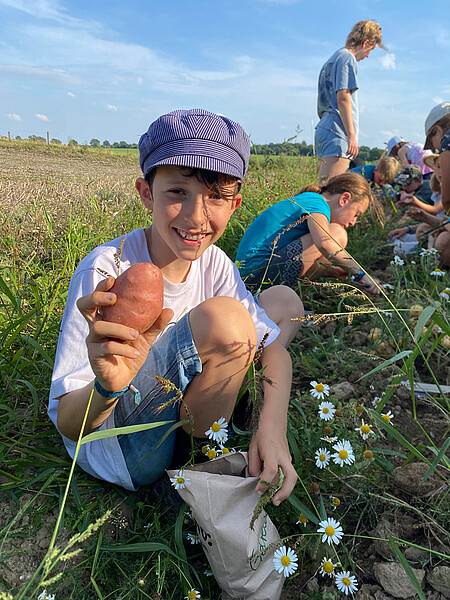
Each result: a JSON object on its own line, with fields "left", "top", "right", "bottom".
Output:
{"left": 167, "top": 451, "right": 284, "bottom": 600}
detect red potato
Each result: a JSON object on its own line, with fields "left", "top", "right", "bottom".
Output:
{"left": 102, "top": 263, "right": 164, "bottom": 333}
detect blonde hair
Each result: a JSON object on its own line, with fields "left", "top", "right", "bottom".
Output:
{"left": 376, "top": 157, "right": 401, "bottom": 183}
{"left": 430, "top": 173, "right": 441, "bottom": 194}
{"left": 345, "top": 20, "right": 387, "bottom": 51}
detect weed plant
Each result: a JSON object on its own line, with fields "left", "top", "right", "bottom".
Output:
{"left": 0, "top": 141, "right": 448, "bottom": 599}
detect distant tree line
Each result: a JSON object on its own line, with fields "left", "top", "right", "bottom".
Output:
{"left": 13, "top": 135, "right": 384, "bottom": 161}
{"left": 251, "top": 141, "right": 384, "bottom": 162}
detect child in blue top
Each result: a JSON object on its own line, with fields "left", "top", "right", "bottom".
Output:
{"left": 236, "top": 172, "right": 383, "bottom": 295}
{"left": 315, "top": 20, "right": 386, "bottom": 182}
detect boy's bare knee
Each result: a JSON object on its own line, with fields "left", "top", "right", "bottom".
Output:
{"left": 259, "top": 286, "right": 304, "bottom": 321}
{"left": 190, "top": 296, "right": 257, "bottom": 351}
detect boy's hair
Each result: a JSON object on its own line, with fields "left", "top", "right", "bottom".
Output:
{"left": 139, "top": 109, "right": 250, "bottom": 182}
{"left": 376, "top": 157, "right": 401, "bottom": 183}
{"left": 145, "top": 166, "right": 241, "bottom": 200}
{"left": 345, "top": 20, "right": 387, "bottom": 51}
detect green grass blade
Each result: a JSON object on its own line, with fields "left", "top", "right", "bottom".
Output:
{"left": 101, "top": 542, "right": 189, "bottom": 564}
{"left": 421, "top": 437, "right": 450, "bottom": 482}
{"left": 81, "top": 420, "right": 174, "bottom": 444}
{"left": 414, "top": 305, "right": 436, "bottom": 341}
{"left": 357, "top": 350, "right": 412, "bottom": 380}
{"left": 287, "top": 493, "right": 319, "bottom": 524}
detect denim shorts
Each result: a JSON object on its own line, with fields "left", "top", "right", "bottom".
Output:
{"left": 114, "top": 312, "right": 202, "bottom": 488}
{"left": 243, "top": 238, "right": 303, "bottom": 292}
{"left": 315, "top": 127, "right": 348, "bottom": 158}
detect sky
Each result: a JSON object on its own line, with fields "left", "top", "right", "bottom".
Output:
{"left": 1, "top": 0, "right": 449, "bottom": 149}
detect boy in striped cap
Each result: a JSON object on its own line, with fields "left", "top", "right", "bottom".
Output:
{"left": 49, "top": 109, "right": 301, "bottom": 506}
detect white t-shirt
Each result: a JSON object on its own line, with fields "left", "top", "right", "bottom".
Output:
{"left": 48, "top": 228, "right": 280, "bottom": 490}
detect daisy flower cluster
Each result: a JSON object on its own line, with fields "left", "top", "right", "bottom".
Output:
{"left": 203, "top": 417, "right": 235, "bottom": 457}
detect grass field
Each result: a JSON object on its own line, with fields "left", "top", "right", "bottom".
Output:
{"left": 0, "top": 140, "right": 449, "bottom": 600}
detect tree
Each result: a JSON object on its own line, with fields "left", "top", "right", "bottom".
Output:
{"left": 68, "top": 138, "right": 78, "bottom": 146}
{"left": 51, "top": 138, "right": 62, "bottom": 144}
{"left": 90, "top": 138, "right": 100, "bottom": 147}
{"left": 102, "top": 140, "right": 111, "bottom": 148}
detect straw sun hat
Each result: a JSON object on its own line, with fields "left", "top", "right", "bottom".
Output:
{"left": 422, "top": 153, "right": 440, "bottom": 171}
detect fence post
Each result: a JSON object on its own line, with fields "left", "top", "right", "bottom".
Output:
{"left": 47, "top": 131, "right": 50, "bottom": 146}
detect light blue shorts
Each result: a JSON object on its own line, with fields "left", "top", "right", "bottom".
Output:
{"left": 114, "top": 312, "right": 202, "bottom": 488}
{"left": 315, "top": 127, "right": 348, "bottom": 158}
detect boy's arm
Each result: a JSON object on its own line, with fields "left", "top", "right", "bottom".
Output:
{"left": 336, "top": 89, "right": 358, "bottom": 158}
{"left": 397, "top": 146, "right": 410, "bottom": 166}
{"left": 248, "top": 340, "right": 298, "bottom": 505}
{"left": 57, "top": 276, "right": 173, "bottom": 440}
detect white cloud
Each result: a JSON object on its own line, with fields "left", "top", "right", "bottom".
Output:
{"left": 106, "top": 104, "right": 118, "bottom": 112}
{"left": 7, "top": 112, "right": 21, "bottom": 120}
{"left": 67, "top": 91, "right": 75, "bottom": 98}
{"left": 381, "top": 53, "right": 396, "bottom": 70}
{"left": 35, "top": 113, "right": 49, "bottom": 121}
{"left": 137, "top": 77, "right": 143, "bottom": 85}
{"left": 0, "top": 64, "right": 83, "bottom": 85}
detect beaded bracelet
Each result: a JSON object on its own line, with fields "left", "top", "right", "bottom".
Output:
{"left": 351, "top": 269, "right": 366, "bottom": 282}
{"left": 94, "top": 379, "right": 142, "bottom": 404}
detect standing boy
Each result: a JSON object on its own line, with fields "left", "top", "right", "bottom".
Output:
{"left": 49, "top": 109, "right": 300, "bottom": 506}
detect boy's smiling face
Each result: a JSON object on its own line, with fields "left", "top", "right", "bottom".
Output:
{"left": 137, "top": 165, "right": 242, "bottom": 282}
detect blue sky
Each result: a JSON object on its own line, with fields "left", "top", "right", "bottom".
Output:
{"left": 1, "top": 0, "right": 449, "bottom": 149}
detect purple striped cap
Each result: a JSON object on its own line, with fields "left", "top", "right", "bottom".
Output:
{"left": 139, "top": 109, "right": 250, "bottom": 180}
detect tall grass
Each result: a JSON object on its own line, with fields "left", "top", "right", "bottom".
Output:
{"left": 0, "top": 141, "right": 448, "bottom": 599}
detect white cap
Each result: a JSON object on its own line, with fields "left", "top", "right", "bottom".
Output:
{"left": 386, "top": 136, "right": 404, "bottom": 155}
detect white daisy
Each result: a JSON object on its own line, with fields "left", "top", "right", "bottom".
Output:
{"left": 317, "top": 517, "right": 344, "bottom": 545}
{"left": 296, "top": 514, "right": 308, "bottom": 527}
{"left": 170, "top": 470, "right": 191, "bottom": 490}
{"left": 315, "top": 448, "right": 331, "bottom": 469}
{"left": 319, "top": 556, "right": 337, "bottom": 578}
{"left": 310, "top": 381, "right": 330, "bottom": 399}
{"left": 331, "top": 440, "right": 355, "bottom": 467}
{"left": 205, "top": 417, "right": 228, "bottom": 444}
{"left": 318, "top": 401, "right": 336, "bottom": 421}
{"left": 185, "top": 590, "right": 201, "bottom": 600}
{"left": 335, "top": 571, "right": 358, "bottom": 595}
{"left": 372, "top": 396, "right": 382, "bottom": 409}
{"left": 381, "top": 410, "right": 394, "bottom": 425}
{"left": 273, "top": 546, "right": 298, "bottom": 577}
{"left": 38, "top": 592, "right": 55, "bottom": 600}
{"left": 393, "top": 255, "right": 404, "bottom": 266}
{"left": 321, "top": 435, "right": 338, "bottom": 443}
{"left": 439, "top": 288, "right": 450, "bottom": 300}
{"left": 430, "top": 268, "right": 446, "bottom": 277}
{"left": 219, "top": 446, "right": 236, "bottom": 455}
{"left": 420, "top": 247, "right": 438, "bottom": 256}
{"left": 355, "top": 420, "right": 373, "bottom": 440}
{"left": 203, "top": 569, "right": 213, "bottom": 576}
{"left": 383, "top": 283, "right": 394, "bottom": 290}
{"left": 186, "top": 532, "right": 200, "bottom": 545}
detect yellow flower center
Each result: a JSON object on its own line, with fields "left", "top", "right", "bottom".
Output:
{"left": 316, "top": 383, "right": 325, "bottom": 392}
{"left": 361, "top": 425, "right": 370, "bottom": 434}
{"left": 382, "top": 414, "right": 391, "bottom": 422}
{"left": 323, "top": 407, "right": 329, "bottom": 414}
{"left": 323, "top": 561, "right": 334, "bottom": 573}
{"left": 299, "top": 514, "right": 308, "bottom": 523}
{"left": 222, "top": 447, "right": 230, "bottom": 454}
{"left": 201, "top": 445, "right": 208, "bottom": 454}
{"left": 332, "top": 497, "right": 340, "bottom": 506}
{"left": 342, "top": 577, "right": 351, "bottom": 586}
{"left": 364, "top": 450, "right": 374, "bottom": 459}
{"left": 339, "top": 450, "right": 348, "bottom": 460}
{"left": 281, "top": 555, "right": 291, "bottom": 566}
{"left": 211, "top": 423, "right": 221, "bottom": 432}
{"left": 319, "top": 454, "right": 326, "bottom": 461}
{"left": 207, "top": 449, "right": 216, "bottom": 459}
{"left": 177, "top": 477, "right": 185, "bottom": 484}
{"left": 325, "top": 525, "right": 335, "bottom": 537}
{"left": 188, "top": 592, "right": 197, "bottom": 600}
